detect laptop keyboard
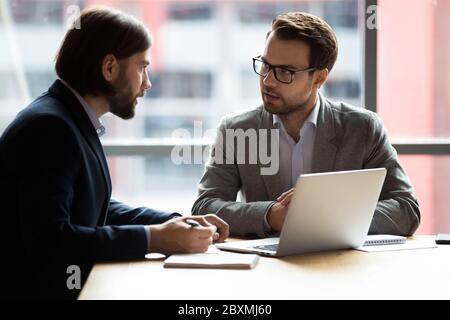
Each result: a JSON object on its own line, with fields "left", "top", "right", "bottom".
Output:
{"left": 254, "top": 244, "right": 279, "bottom": 252}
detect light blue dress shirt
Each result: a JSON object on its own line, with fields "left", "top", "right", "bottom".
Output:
{"left": 60, "top": 79, "right": 106, "bottom": 137}
{"left": 263, "top": 97, "right": 320, "bottom": 232}
{"left": 273, "top": 97, "right": 320, "bottom": 191}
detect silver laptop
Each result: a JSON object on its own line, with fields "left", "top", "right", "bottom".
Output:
{"left": 216, "top": 168, "right": 387, "bottom": 257}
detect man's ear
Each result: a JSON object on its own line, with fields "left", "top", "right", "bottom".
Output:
{"left": 102, "top": 54, "right": 119, "bottom": 83}
{"left": 314, "top": 68, "right": 329, "bottom": 89}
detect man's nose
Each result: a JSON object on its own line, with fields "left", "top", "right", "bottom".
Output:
{"left": 143, "top": 75, "right": 151, "bottom": 91}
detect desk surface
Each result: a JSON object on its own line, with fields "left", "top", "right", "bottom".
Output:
{"left": 79, "top": 236, "right": 450, "bottom": 300}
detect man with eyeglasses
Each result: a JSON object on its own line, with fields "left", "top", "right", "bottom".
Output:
{"left": 192, "top": 12, "right": 420, "bottom": 238}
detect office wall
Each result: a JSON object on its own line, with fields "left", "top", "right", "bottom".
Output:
{"left": 378, "top": 0, "right": 450, "bottom": 234}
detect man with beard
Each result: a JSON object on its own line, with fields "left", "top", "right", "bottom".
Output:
{"left": 192, "top": 12, "right": 420, "bottom": 238}
{"left": 0, "top": 7, "right": 228, "bottom": 300}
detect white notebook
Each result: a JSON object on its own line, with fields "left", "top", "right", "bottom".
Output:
{"left": 363, "top": 234, "right": 406, "bottom": 246}
{"left": 164, "top": 246, "right": 259, "bottom": 269}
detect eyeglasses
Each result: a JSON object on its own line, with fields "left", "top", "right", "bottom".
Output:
{"left": 252, "top": 56, "right": 316, "bottom": 84}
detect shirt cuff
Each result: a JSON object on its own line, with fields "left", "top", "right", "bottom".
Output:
{"left": 144, "top": 214, "right": 180, "bottom": 253}
{"left": 262, "top": 202, "right": 276, "bottom": 236}
{"left": 144, "top": 226, "right": 152, "bottom": 253}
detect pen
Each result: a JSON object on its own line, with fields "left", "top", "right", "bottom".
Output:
{"left": 185, "top": 219, "right": 201, "bottom": 228}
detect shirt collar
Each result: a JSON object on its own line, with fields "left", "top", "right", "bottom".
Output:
{"left": 305, "top": 96, "right": 320, "bottom": 127}
{"left": 60, "top": 79, "right": 106, "bottom": 137}
{"left": 273, "top": 95, "right": 320, "bottom": 131}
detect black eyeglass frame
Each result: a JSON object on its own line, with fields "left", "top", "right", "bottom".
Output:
{"left": 252, "top": 56, "right": 317, "bottom": 84}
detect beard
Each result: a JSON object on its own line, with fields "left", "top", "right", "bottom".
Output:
{"left": 106, "top": 73, "right": 139, "bottom": 120}
{"left": 261, "top": 78, "right": 314, "bottom": 116}
{"left": 263, "top": 95, "right": 310, "bottom": 116}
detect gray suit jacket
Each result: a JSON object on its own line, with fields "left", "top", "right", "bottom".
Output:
{"left": 192, "top": 94, "right": 420, "bottom": 238}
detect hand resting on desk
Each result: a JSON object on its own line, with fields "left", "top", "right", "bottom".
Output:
{"left": 148, "top": 214, "right": 229, "bottom": 255}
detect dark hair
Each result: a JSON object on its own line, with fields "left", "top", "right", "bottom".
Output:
{"left": 55, "top": 6, "right": 151, "bottom": 96}
{"left": 269, "top": 12, "right": 338, "bottom": 72}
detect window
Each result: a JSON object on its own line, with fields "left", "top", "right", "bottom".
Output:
{"left": 167, "top": 2, "right": 213, "bottom": 21}
{"left": 238, "top": 2, "right": 309, "bottom": 24}
{"left": 10, "top": 0, "right": 68, "bottom": 25}
{"left": 26, "top": 71, "right": 57, "bottom": 97}
{"left": 324, "top": 0, "right": 358, "bottom": 29}
{"left": 324, "top": 79, "right": 360, "bottom": 100}
{"left": 0, "top": 0, "right": 362, "bottom": 139}
{"left": 147, "top": 71, "right": 212, "bottom": 99}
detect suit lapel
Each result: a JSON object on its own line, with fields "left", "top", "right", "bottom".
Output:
{"left": 48, "top": 80, "right": 112, "bottom": 198}
{"left": 258, "top": 108, "right": 284, "bottom": 200}
{"left": 312, "top": 94, "right": 338, "bottom": 173}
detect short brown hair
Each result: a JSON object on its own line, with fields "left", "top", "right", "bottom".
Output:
{"left": 270, "top": 12, "right": 338, "bottom": 72}
{"left": 55, "top": 6, "right": 151, "bottom": 96}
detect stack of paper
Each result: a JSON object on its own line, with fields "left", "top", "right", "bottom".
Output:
{"left": 164, "top": 245, "right": 259, "bottom": 269}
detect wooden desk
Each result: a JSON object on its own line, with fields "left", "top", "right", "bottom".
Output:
{"left": 79, "top": 236, "right": 450, "bottom": 300}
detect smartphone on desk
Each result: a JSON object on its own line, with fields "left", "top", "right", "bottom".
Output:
{"left": 435, "top": 234, "right": 450, "bottom": 244}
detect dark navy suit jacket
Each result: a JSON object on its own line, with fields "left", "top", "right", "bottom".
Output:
{"left": 0, "top": 80, "right": 178, "bottom": 299}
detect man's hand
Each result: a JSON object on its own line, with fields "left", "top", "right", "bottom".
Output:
{"left": 202, "top": 214, "right": 230, "bottom": 243}
{"left": 267, "top": 188, "right": 295, "bottom": 232}
{"left": 148, "top": 215, "right": 229, "bottom": 255}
